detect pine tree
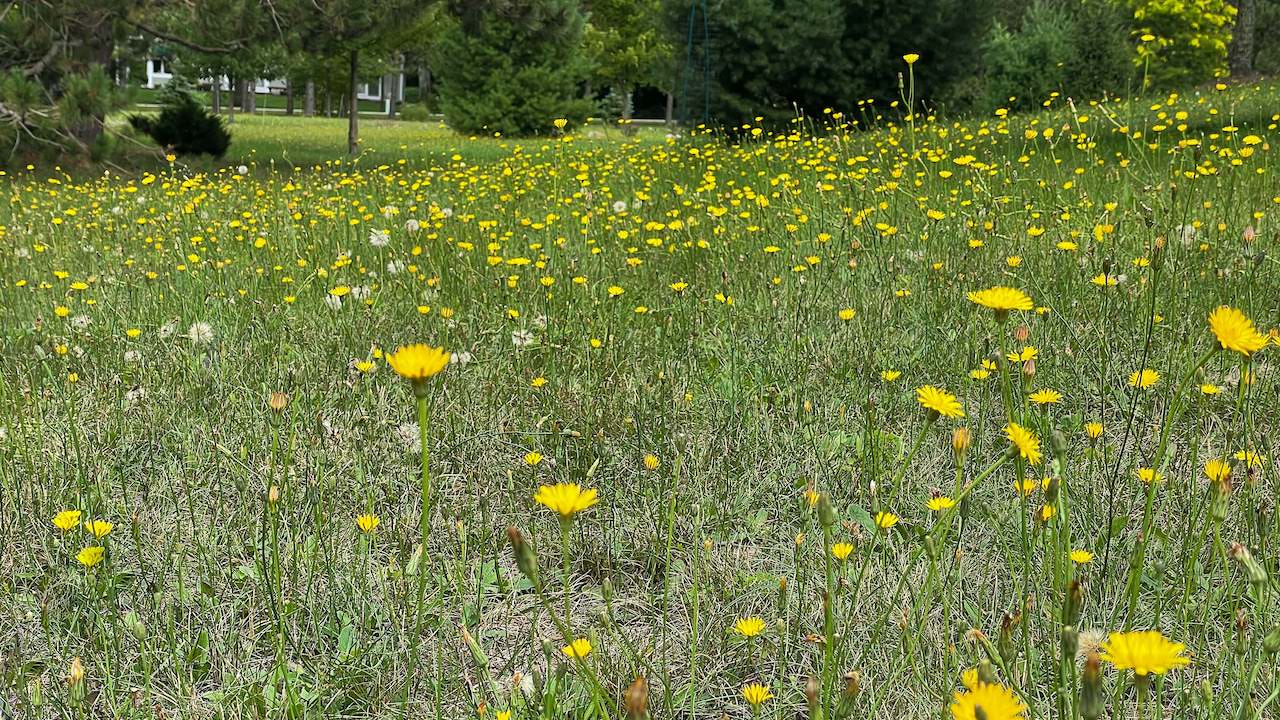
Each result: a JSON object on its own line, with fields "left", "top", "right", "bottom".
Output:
{"left": 433, "top": 0, "right": 594, "bottom": 136}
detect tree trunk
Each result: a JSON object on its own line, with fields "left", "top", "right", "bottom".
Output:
{"left": 246, "top": 80, "right": 257, "bottom": 113}
{"left": 384, "top": 72, "right": 396, "bottom": 118}
{"left": 304, "top": 80, "right": 316, "bottom": 116}
{"left": 621, "top": 88, "right": 636, "bottom": 136}
{"left": 665, "top": 92, "right": 674, "bottom": 126}
{"left": 227, "top": 75, "right": 236, "bottom": 122}
{"left": 1228, "top": 0, "right": 1256, "bottom": 77}
{"left": 419, "top": 65, "right": 432, "bottom": 106}
{"left": 348, "top": 48, "right": 360, "bottom": 155}
{"left": 286, "top": 80, "right": 295, "bottom": 115}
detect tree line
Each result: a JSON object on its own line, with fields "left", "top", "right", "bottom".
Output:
{"left": 0, "top": 0, "right": 1276, "bottom": 162}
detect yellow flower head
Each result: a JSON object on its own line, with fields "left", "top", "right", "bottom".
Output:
{"left": 643, "top": 454, "right": 660, "bottom": 471}
{"left": 1099, "top": 630, "right": 1190, "bottom": 676}
{"left": 386, "top": 344, "right": 450, "bottom": 382}
{"left": 84, "top": 520, "right": 114, "bottom": 538}
{"left": 1070, "top": 549, "right": 1094, "bottom": 564}
{"left": 832, "top": 542, "right": 854, "bottom": 561}
{"left": 874, "top": 511, "right": 899, "bottom": 530}
{"left": 77, "top": 546, "right": 105, "bottom": 568}
{"left": 950, "top": 681, "right": 1026, "bottom": 720}
{"left": 961, "top": 667, "right": 980, "bottom": 690}
{"left": 523, "top": 451, "right": 543, "bottom": 466}
{"left": 1204, "top": 458, "right": 1231, "bottom": 483}
{"left": 1136, "top": 467, "right": 1163, "bottom": 484}
{"left": 1004, "top": 422, "right": 1042, "bottom": 465}
{"left": 917, "top": 385, "right": 964, "bottom": 419}
{"left": 967, "top": 286, "right": 1033, "bottom": 313}
{"left": 734, "top": 616, "right": 766, "bottom": 638}
{"left": 1208, "top": 306, "right": 1268, "bottom": 356}
{"left": 53, "top": 510, "right": 82, "bottom": 532}
{"left": 356, "top": 513, "right": 380, "bottom": 533}
{"left": 1084, "top": 422, "right": 1103, "bottom": 440}
{"left": 927, "top": 496, "right": 956, "bottom": 512}
{"left": 534, "top": 483, "right": 599, "bottom": 519}
{"left": 561, "top": 638, "right": 592, "bottom": 658}
{"left": 903, "top": 53, "right": 920, "bottom": 65}
{"left": 742, "top": 683, "right": 774, "bottom": 707}
{"left": 1028, "top": 389, "right": 1062, "bottom": 405}
{"left": 1128, "top": 369, "right": 1159, "bottom": 389}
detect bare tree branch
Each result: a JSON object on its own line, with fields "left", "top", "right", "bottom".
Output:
{"left": 122, "top": 15, "right": 247, "bottom": 54}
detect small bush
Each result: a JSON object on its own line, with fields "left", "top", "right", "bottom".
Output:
{"left": 399, "top": 103, "right": 433, "bottom": 122}
{"left": 981, "top": 0, "right": 1133, "bottom": 110}
{"left": 129, "top": 88, "right": 231, "bottom": 158}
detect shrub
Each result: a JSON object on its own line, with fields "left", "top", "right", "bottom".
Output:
{"left": 1132, "top": 0, "right": 1236, "bottom": 88}
{"left": 433, "top": 0, "right": 593, "bottom": 136}
{"left": 981, "top": 0, "right": 1133, "bottom": 110}
{"left": 399, "top": 102, "right": 433, "bottom": 122}
{"left": 128, "top": 86, "right": 231, "bottom": 158}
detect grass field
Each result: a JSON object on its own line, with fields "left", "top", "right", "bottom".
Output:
{"left": 2, "top": 78, "right": 1280, "bottom": 719}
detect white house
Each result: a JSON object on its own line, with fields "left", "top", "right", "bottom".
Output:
{"left": 143, "top": 56, "right": 403, "bottom": 107}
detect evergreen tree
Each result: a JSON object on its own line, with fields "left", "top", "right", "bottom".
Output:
{"left": 696, "top": 0, "right": 992, "bottom": 126}
{"left": 433, "top": 0, "right": 594, "bottom": 136}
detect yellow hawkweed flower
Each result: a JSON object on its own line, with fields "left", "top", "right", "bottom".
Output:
{"left": 77, "top": 546, "right": 105, "bottom": 568}
{"left": 881, "top": 369, "right": 901, "bottom": 382}
{"left": 1204, "top": 458, "right": 1231, "bottom": 483}
{"left": 950, "top": 681, "right": 1027, "bottom": 720}
{"left": 1004, "top": 422, "right": 1042, "bottom": 465}
{"left": 643, "top": 454, "right": 660, "bottom": 470}
{"left": 1208, "top": 306, "right": 1268, "bottom": 356}
{"left": 534, "top": 483, "right": 599, "bottom": 519}
{"left": 831, "top": 542, "right": 854, "bottom": 561}
{"left": 903, "top": 53, "right": 920, "bottom": 65}
{"left": 1028, "top": 389, "right": 1062, "bottom": 405}
{"left": 1128, "top": 369, "right": 1159, "bottom": 389}
{"left": 561, "top": 638, "right": 592, "bottom": 658}
{"left": 84, "top": 520, "right": 113, "bottom": 538}
{"left": 53, "top": 510, "right": 82, "bottom": 532}
{"left": 1136, "top": 467, "right": 1163, "bottom": 484}
{"left": 967, "top": 286, "right": 1033, "bottom": 313}
{"left": 742, "top": 683, "right": 774, "bottom": 708}
{"left": 916, "top": 385, "right": 964, "bottom": 419}
{"left": 386, "top": 344, "right": 450, "bottom": 382}
{"left": 1099, "top": 630, "right": 1190, "bottom": 676}
{"left": 1070, "top": 549, "right": 1094, "bottom": 564}
{"left": 874, "top": 511, "right": 899, "bottom": 530}
{"left": 734, "top": 617, "right": 766, "bottom": 638}
{"left": 927, "top": 496, "right": 956, "bottom": 512}
{"left": 1084, "top": 422, "right": 1103, "bottom": 440}
{"left": 356, "top": 513, "right": 380, "bottom": 533}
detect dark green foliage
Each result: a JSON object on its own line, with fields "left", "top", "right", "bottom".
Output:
{"left": 129, "top": 86, "right": 232, "bottom": 157}
{"left": 433, "top": 0, "right": 595, "bottom": 136}
{"left": 982, "top": 0, "right": 1132, "bottom": 110}
{"left": 698, "top": 0, "right": 992, "bottom": 126}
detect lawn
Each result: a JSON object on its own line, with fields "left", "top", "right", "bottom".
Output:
{"left": 2, "top": 79, "right": 1279, "bottom": 719}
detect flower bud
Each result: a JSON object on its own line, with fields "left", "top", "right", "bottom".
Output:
{"left": 977, "top": 660, "right": 998, "bottom": 686}
{"left": 1061, "top": 625, "right": 1078, "bottom": 657}
{"left": 1080, "top": 652, "right": 1103, "bottom": 720}
{"left": 507, "top": 527, "right": 540, "bottom": 589}
{"left": 805, "top": 675, "right": 820, "bottom": 718}
{"left": 67, "top": 657, "right": 86, "bottom": 708}
{"left": 952, "top": 428, "right": 972, "bottom": 460}
{"left": 268, "top": 391, "right": 289, "bottom": 413}
{"left": 624, "top": 676, "right": 649, "bottom": 719}
{"left": 817, "top": 493, "right": 836, "bottom": 528}
{"left": 123, "top": 610, "right": 147, "bottom": 642}
{"left": 1063, "top": 580, "right": 1083, "bottom": 625}
{"left": 267, "top": 485, "right": 280, "bottom": 506}
{"left": 1263, "top": 624, "right": 1280, "bottom": 654}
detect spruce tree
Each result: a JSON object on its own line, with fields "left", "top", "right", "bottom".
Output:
{"left": 433, "top": 0, "right": 594, "bottom": 136}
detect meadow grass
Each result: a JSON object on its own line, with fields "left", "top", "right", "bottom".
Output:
{"left": 2, "top": 77, "right": 1280, "bottom": 720}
